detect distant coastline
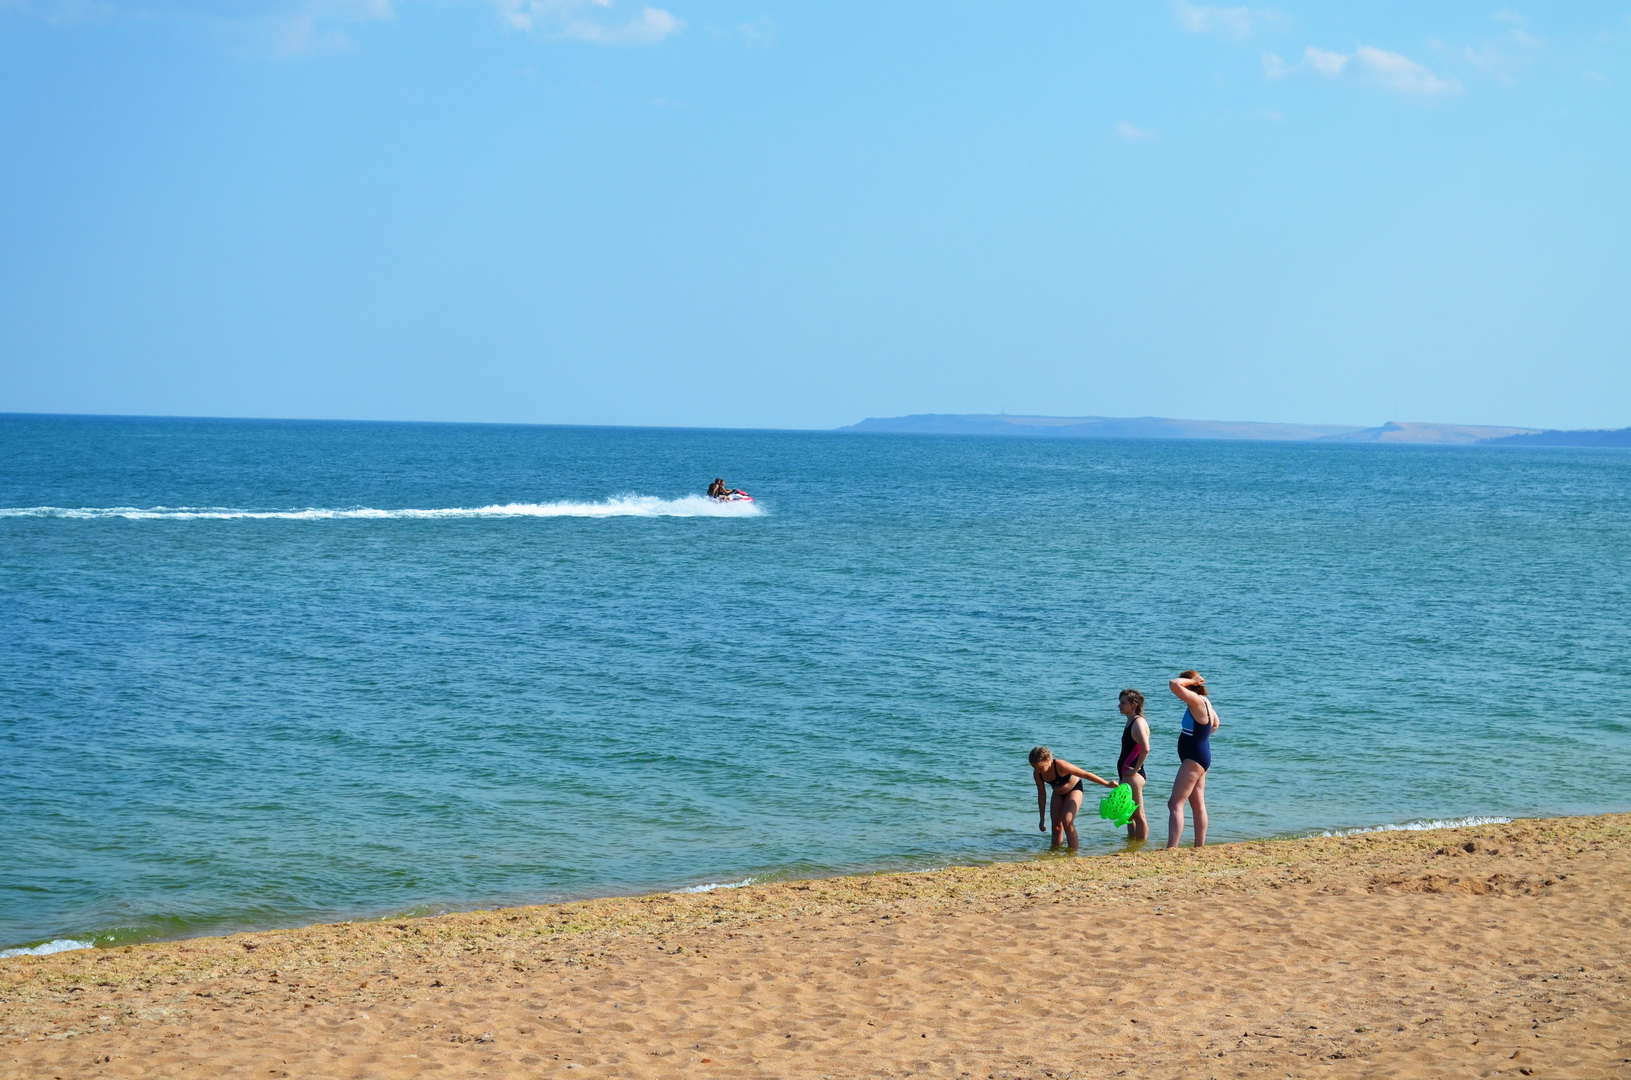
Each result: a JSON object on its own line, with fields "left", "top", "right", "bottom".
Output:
{"left": 838, "top": 413, "right": 1631, "bottom": 446}
{"left": 1484, "top": 427, "right": 1631, "bottom": 447}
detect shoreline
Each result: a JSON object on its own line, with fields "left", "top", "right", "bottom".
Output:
{"left": 6, "top": 812, "right": 1630, "bottom": 1078}
{"left": 0, "top": 811, "right": 1538, "bottom": 959}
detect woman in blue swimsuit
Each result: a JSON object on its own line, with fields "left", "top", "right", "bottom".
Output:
{"left": 1166, "top": 670, "right": 1219, "bottom": 849}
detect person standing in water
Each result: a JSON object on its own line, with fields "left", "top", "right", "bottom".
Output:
{"left": 1166, "top": 670, "right": 1219, "bottom": 849}
{"left": 1029, "top": 746, "right": 1116, "bottom": 851}
{"left": 1116, "top": 689, "right": 1152, "bottom": 841}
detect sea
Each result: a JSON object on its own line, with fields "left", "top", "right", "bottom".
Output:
{"left": 3, "top": 413, "right": 1629, "bottom": 955}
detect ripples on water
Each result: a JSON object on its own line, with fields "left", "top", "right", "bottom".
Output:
{"left": 1, "top": 414, "right": 1628, "bottom": 950}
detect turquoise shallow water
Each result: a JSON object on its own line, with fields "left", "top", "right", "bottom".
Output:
{"left": 3, "top": 414, "right": 1630, "bottom": 952}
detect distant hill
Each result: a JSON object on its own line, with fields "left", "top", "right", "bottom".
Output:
{"left": 1322, "top": 421, "right": 1542, "bottom": 445}
{"left": 1482, "top": 427, "right": 1631, "bottom": 447}
{"left": 837, "top": 414, "right": 1542, "bottom": 444}
{"left": 838, "top": 414, "right": 1361, "bottom": 441}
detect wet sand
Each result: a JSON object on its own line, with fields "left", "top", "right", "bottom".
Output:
{"left": 4, "top": 814, "right": 1629, "bottom": 1079}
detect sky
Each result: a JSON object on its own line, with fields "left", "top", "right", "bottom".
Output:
{"left": 1, "top": 1, "right": 1628, "bottom": 431}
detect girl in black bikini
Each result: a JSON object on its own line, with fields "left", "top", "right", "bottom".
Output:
{"left": 1029, "top": 746, "right": 1116, "bottom": 851}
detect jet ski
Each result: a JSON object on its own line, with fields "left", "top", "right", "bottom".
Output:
{"left": 714, "top": 489, "right": 753, "bottom": 502}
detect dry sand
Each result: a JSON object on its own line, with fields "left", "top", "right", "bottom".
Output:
{"left": 4, "top": 814, "right": 1629, "bottom": 1080}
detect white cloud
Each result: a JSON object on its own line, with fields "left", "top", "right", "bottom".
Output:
{"left": 0, "top": 0, "right": 107, "bottom": 20}
{"left": 1175, "top": 2, "right": 1249, "bottom": 38}
{"left": 1351, "top": 45, "right": 1460, "bottom": 94}
{"left": 1462, "top": 10, "right": 1541, "bottom": 80}
{"left": 259, "top": 0, "right": 392, "bottom": 55}
{"left": 1266, "top": 43, "right": 1461, "bottom": 95}
{"left": 1114, "top": 121, "right": 1157, "bottom": 141}
{"left": 4, "top": 0, "right": 397, "bottom": 52}
{"left": 2, "top": 0, "right": 682, "bottom": 50}
{"left": 498, "top": 0, "right": 682, "bottom": 45}
{"left": 1494, "top": 10, "right": 1543, "bottom": 48}
{"left": 1303, "top": 45, "right": 1348, "bottom": 76}
{"left": 1174, "top": 1, "right": 1280, "bottom": 39}
{"left": 735, "top": 16, "right": 774, "bottom": 48}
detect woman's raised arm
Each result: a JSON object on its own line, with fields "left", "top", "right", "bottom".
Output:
{"left": 1170, "top": 676, "right": 1207, "bottom": 712}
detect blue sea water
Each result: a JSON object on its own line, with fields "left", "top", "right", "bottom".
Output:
{"left": 3, "top": 413, "right": 1630, "bottom": 953}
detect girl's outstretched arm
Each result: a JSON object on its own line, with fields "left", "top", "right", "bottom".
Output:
{"left": 1035, "top": 772, "right": 1048, "bottom": 831}
{"left": 1054, "top": 759, "right": 1117, "bottom": 789}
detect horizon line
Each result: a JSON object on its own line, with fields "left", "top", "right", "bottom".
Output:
{"left": 5, "top": 409, "right": 1580, "bottom": 433}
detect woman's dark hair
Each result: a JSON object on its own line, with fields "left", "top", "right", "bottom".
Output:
{"left": 1178, "top": 669, "right": 1208, "bottom": 696}
{"left": 1119, "top": 688, "right": 1145, "bottom": 714}
{"left": 1028, "top": 746, "right": 1052, "bottom": 767}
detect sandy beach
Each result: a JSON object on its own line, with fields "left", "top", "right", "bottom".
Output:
{"left": 4, "top": 814, "right": 1628, "bottom": 1080}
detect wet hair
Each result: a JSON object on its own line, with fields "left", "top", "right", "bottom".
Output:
{"left": 1028, "top": 746, "right": 1052, "bottom": 767}
{"left": 1178, "top": 670, "right": 1208, "bottom": 696}
{"left": 1119, "top": 688, "right": 1145, "bottom": 714}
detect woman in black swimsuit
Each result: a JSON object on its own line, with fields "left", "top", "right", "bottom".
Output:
{"left": 1116, "top": 689, "right": 1152, "bottom": 841}
{"left": 1029, "top": 746, "right": 1116, "bottom": 851}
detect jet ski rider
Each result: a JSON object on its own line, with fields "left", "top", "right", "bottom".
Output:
{"left": 708, "top": 478, "right": 739, "bottom": 501}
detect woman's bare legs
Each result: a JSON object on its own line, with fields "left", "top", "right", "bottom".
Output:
{"left": 1123, "top": 770, "right": 1148, "bottom": 841}
{"left": 1167, "top": 761, "right": 1207, "bottom": 849}
{"left": 1050, "top": 787, "right": 1085, "bottom": 850}
{"left": 1188, "top": 768, "right": 1208, "bottom": 847}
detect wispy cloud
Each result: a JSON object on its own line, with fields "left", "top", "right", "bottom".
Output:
{"left": 734, "top": 16, "right": 774, "bottom": 48}
{"left": 1353, "top": 45, "right": 1460, "bottom": 94}
{"left": 497, "top": 0, "right": 682, "bottom": 45}
{"left": 258, "top": 0, "right": 393, "bottom": 55}
{"left": 1174, "top": 2, "right": 1280, "bottom": 40}
{"left": 5, "top": 0, "right": 683, "bottom": 50}
{"left": 0, "top": 0, "right": 113, "bottom": 24}
{"left": 1493, "top": 10, "right": 1542, "bottom": 49}
{"left": 1263, "top": 44, "right": 1461, "bottom": 95}
{"left": 1114, "top": 121, "right": 1157, "bottom": 141}
{"left": 0, "top": 0, "right": 396, "bottom": 52}
{"left": 1302, "top": 45, "right": 1347, "bottom": 77}
{"left": 1463, "top": 10, "right": 1542, "bottom": 80}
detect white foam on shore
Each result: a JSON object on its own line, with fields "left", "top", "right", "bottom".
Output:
{"left": 0, "top": 938, "right": 94, "bottom": 959}
{"left": 0, "top": 496, "right": 761, "bottom": 520}
{"left": 1320, "top": 815, "right": 1514, "bottom": 838}
{"left": 670, "top": 878, "right": 754, "bottom": 894}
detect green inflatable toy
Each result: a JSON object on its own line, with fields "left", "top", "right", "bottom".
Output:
{"left": 1099, "top": 783, "right": 1136, "bottom": 827}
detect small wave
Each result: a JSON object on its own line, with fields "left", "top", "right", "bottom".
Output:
{"left": 670, "top": 878, "right": 754, "bottom": 894}
{"left": 1320, "top": 815, "right": 1514, "bottom": 838}
{"left": 0, "top": 496, "right": 761, "bottom": 521}
{"left": 0, "top": 938, "right": 94, "bottom": 959}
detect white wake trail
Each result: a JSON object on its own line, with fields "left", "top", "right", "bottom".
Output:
{"left": 0, "top": 496, "right": 762, "bottom": 520}
{"left": 0, "top": 938, "right": 94, "bottom": 958}
{"left": 1318, "top": 815, "right": 1513, "bottom": 837}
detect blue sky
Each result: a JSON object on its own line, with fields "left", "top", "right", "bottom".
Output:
{"left": 2, "top": 1, "right": 1627, "bottom": 430}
